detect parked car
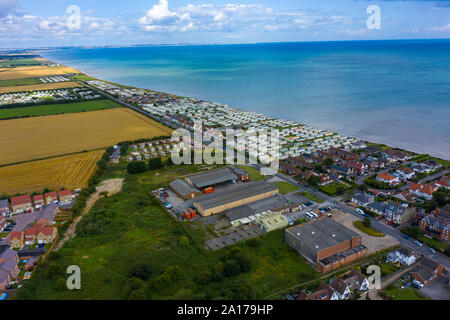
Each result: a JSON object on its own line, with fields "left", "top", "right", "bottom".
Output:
{"left": 411, "top": 279, "right": 424, "bottom": 289}
{"left": 428, "top": 247, "right": 436, "bottom": 254}
{"left": 413, "top": 240, "right": 423, "bottom": 247}
{"left": 403, "top": 234, "right": 410, "bottom": 240}
{"left": 355, "top": 208, "right": 365, "bottom": 216}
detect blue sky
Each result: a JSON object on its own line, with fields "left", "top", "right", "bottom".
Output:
{"left": 1, "top": 0, "right": 449, "bottom": 48}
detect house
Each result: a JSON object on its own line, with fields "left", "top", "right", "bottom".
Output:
{"left": 24, "top": 224, "right": 58, "bottom": 245}
{"left": 410, "top": 256, "right": 444, "bottom": 286}
{"left": 10, "top": 195, "right": 33, "bottom": 214}
{"left": 409, "top": 182, "right": 439, "bottom": 200}
{"left": 367, "top": 201, "right": 388, "bottom": 215}
{"left": 376, "top": 173, "right": 399, "bottom": 185}
{"left": 318, "top": 174, "right": 334, "bottom": 186}
{"left": 382, "top": 150, "right": 410, "bottom": 162}
{"left": 384, "top": 203, "right": 416, "bottom": 225}
{"left": 345, "top": 161, "right": 367, "bottom": 175}
{"left": 0, "top": 245, "right": 19, "bottom": 292}
{"left": 279, "top": 162, "right": 301, "bottom": 176}
{"left": 0, "top": 216, "right": 6, "bottom": 232}
{"left": 411, "top": 162, "right": 433, "bottom": 174}
{"left": 351, "top": 193, "right": 374, "bottom": 208}
{"left": 422, "top": 160, "right": 442, "bottom": 171}
{"left": 297, "top": 282, "right": 339, "bottom": 301}
{"left": 386, "top": 247, "right": 416, "bottom": 266}
{"left": 418, "top": 206, "right": 450, "bottom": 243}
{"left": 0, "top": 199, "right": 10, "bottom": 216}
{"left": 9, "top": 231, "right": 24, "bottom": 249}
{"left": 44, "top": 191, "right": 58, "bottom": 205}
{"left": 32, "top": 194, "right": 44, "bottom": 209}
{"left": 393, "top": 190, "right": 416, "bottom": 203}
{"left": 395, "top": 167, "right": 415, "bottom": 181}
{"left": 435, "top": 179, "right": 450, "bottom": 190}
{"left": 342, "top": 269, "right": 370, "bottom": 292}
{"left": 58, "top": 190, "right": 75, "bottom": 205}
{"left": 329, "top": 277, "right": 351, "bottom": 300}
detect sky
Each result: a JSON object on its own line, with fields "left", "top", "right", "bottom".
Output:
{"left": 0, "top": 0, "right": 449, "bottom": 48}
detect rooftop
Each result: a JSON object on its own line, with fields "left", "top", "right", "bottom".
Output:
{"left": 185, "top": 168, "right": 237, "bottom": 189}
{"left": 169, "top": 179, "right": 200, "bottom": 198}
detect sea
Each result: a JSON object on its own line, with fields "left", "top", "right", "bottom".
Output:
{"left": 41, "top": 40, "right": 450, "bottom": 160}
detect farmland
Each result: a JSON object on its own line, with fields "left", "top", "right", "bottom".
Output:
{"left": 0, "top": 65, "right": 80, "bottom": 80}
{"left": 0, "top": 99, "right": 121, "bottom": 119}
{"left": 0, "top": 58, "right": 41, "bottom": 67}
{"left": 0, "top": 77, "right": 42, "bottom": 87}
{"left": 0, "top": 107, "right": 172, "bottom": 166}
{"left": 0, "top": 81, "right": 82, "bottom": 93}
{"left": 0, "top": 150, "right": 104, "bottom": 195}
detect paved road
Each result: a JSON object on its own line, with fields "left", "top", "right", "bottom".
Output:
{"left": 251, "top": 163, "right": 450, "bottom": 270}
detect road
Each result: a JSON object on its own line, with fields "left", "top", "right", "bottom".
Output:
{"left": 251, "top": 163, "right": 450, "bottom": 270}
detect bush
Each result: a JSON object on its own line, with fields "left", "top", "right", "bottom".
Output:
{"left": 127, "top": 161, "right": 147, "bottom": 174}
{"left": 44, "top": 263, "right": 63, "bottom": 279}
{"left": 195, "top": 271, "right": 212, "bottom": 285}
{"left": 130, "top": 261, "right": 152, "bottom": 281}
{"left": 54, "top": 277, "right": 67, "bottom": 291}
{"left": 178, "top": 236, "right": 190, "bottom": 246}
{"left": 246, "top": 238, "right": 260, "bottom": 248}
{"left": 122, "top": 277, "right": 146, "bottom": 299}
{"left": 148, "top": 157, "right": 163, "bottom": 170}
{"left": 223, "top": 259, "right": 241, "bottom": 277}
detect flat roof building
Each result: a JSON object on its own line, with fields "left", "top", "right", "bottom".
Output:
{"left": 193, "top": 181, "right": 278, "bottom": 216}
{"left": 255, "top": 212, "right": 289, "bottom": 233}
{"left": 169, "top": 179, "right": 202, "bottom": 200}
{"left": 185, "top": 168, "right": 237, "bottom": 189}
{"left": 285, "top": 218, "right": 367, "bottom": 273}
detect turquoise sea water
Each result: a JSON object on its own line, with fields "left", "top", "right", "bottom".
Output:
{"left": 41, "top": 40, "right": 450, "bottom": 159}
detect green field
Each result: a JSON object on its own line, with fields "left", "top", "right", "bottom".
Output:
{"left": 71, "top": 74, "right": 97, "bottom": 81}
{"left": 0, "top": 99, "right": 122, "bottom": 119}
{"left": 300, "top": 191, "right": 324, "bottom": 203}
{"left": 15, "top": 163, "right": 319, "bottom": 300}
{"left": 0, "top": 59, "right": 41, "bottom": 67}
{"left": 274, "top": 181, "right": 298, "bottom": 195}
{"left": 318, "top": 182, "right": 349, "bottom": 196}
{"left": 0, "top": 77, "right": 42, "bottom": 87}
{"left": 236, "top": 165, "right": 266, "bottom": 181}
{"left": 381, "top": 280, "right": 430, "bottom": 300}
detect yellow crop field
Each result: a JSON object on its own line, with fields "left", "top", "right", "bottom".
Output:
{"left": 0, "top": 65, "right": 80, "bottom": 80}
{"left": 0, "top": 107, "right": 172, "bottom": 165}
{"left": 0, "top": 150, "right": 104, "bottom": 195}
{"left": 0, "top": 81, "right": 82, "bottom": 93}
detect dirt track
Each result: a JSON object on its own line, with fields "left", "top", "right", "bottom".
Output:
{"left": 55, "top": 178, "right": 123, "bottom": 250}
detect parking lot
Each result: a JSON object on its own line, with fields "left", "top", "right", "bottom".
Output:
{"left": 204, "top": 224, "right": 265, "bottom": 251}
{"left": 419, "top": 275, "right": 450, "bottom": 300}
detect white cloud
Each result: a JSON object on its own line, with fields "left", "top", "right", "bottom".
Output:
{"left": 138, "top": 0, "right": 350, "bottom": 33}
{"left": 427, "top": 24, "right": 450, "bottom": 32}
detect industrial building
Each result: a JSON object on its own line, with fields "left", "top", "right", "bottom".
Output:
{"left": 254, "top": 212, "right": 289, "bottom": 232}
{"left": 185, "top": 168, "right": 237, "bottom": 189}
{"left": 169, "top": 179, "right": 202, "bottom": 200}
{"left": 193, "top": 181, "right": 278, "bottom": 216}
{"left": 285, "top": 218, "right": 367, "bottom": 273}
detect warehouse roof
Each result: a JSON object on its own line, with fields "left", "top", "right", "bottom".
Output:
{"left": 286, "top": 218, "right": 359, "bottom": 261}
{"left": 186, "top": 168, "right": 237, "bottom": 188}
{"left": 169, "top": 179, "right": 200, "bottom": 198}
{"left": 224, "top": 205, "right": 255, "bottom": 221}
{"left": 194, "top": 181, "right": 278, "bottom": 211}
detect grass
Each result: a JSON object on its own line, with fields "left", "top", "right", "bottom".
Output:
{"left": 354, "top": 221, "right": 385, "bottom": 237}
{"left": 273, "top": 181, "right": 298, "bottom": 195}
{"left": 0, "top": 59, "right": 41, "bottom": 67}
{"left": 382, "top": 280, "right": 430, "bottom": 300}
{"left": 0, "top": 108, "right": 172, "bottom": 166}
{"left": 0, "top": 150, "right": 104, "bottom": 195}
{"left": 0, "top": 99, "right": 121, "bottom": 120}
{"left": 318, "top": 182, "right": 348, "bottom": 196}
{"left": 71, "top": 74, "right": 97, "bottom": 81}
{"left": 300, "top": 191, "right": 324, "bottom": 203}
{"left": 236, "top": 165, "right": 266, "bottom": 181}
{"left": 0, "top": 77, "right": 42, "bottom": 87}
{"left": 15, "top": 163, "right": 319, "bottom": 300}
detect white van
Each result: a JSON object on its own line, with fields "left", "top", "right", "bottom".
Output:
{"left": 356, "top": 208, "right": 365, "bottom": 216}
{"left": 304, "top": 212, "right": 316, "bottom": 220}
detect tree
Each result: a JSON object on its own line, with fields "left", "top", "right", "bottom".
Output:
{"left": 178, "top": 236, "right": 190, "bottom": 246}
{"left": 336, "top": 186, "right": 347, "bottom": 196}
{"left": 223, "top": 259, "right": 240, "bottom": 277}
{"left": 323, "top": 158, "right": 334, "bottom": 168}
{"left": 127, "top": 161, "right": 147, "bottom": 174}
{"left": 97, "top": 159, "right": 107, "bottom": 170}
{"left": 307, "top": 175, "right": 321, "bottom": 187}
{"left": 363, "top": 217, "right": 371, "bottom": 228}
{"left": 357, "top": 184, "right": 368, "bottom": 192}
{"left": 432, "top": 188, "right": 450, "bottom": 207}
{"left": 130, "top": 261, "right": 152, "bottom": 280}
{"left": 148, "top": 157, "right": 163, "bottom": 170}
{"left": 165, "top": 156, "right": 174, "bottom": 166}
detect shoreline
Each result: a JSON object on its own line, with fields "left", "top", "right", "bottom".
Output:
{"left": 37, "top": 51, "right": 449, "bottom": 161}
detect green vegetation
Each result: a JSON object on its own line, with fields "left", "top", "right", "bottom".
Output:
{"left": 0, "top": 77, "right": 42, "bottom": 87}
{"left": 71, "top": 74, "right": 97, "bottom": 81}
{"left": 381, "top": 280, "right": 430, "bottom": 300}
{"left": 318, "top": 182, "right": 349, "bottom": 196}
{"left": 236, "top": 165, "right": 265, "bottom": 181}
{"left": 0, "top": 99, "right": 121, "bottom": 120}
{"left": 273, "top": 181, "right": 298, "bottom": 195}
{"left": 364, "top": 175, "right": 401, "bottom": 190}
{"left": 0, "top": 59, "right": 41, "bottom": 67}
{"left": 354, "top": 221, "right": 385, "bottom": 237}
{"left": 307, "top": 175, "right": 321, "bottom": 187}
{"left": 127, "top": 161, "right": 147, "bottom": 174}
{"left": 300, "top": 191, "right": 324, "bottom": 203}
{"left": 401, "top": 226, "right": 450, "bottom": 256}
{"left": 15, "top": 164, "right": 319, "bottom": 300}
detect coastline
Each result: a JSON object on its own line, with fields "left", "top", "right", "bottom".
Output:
{"left": 39, "top": 49, "right": 450, "bottom": 161}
